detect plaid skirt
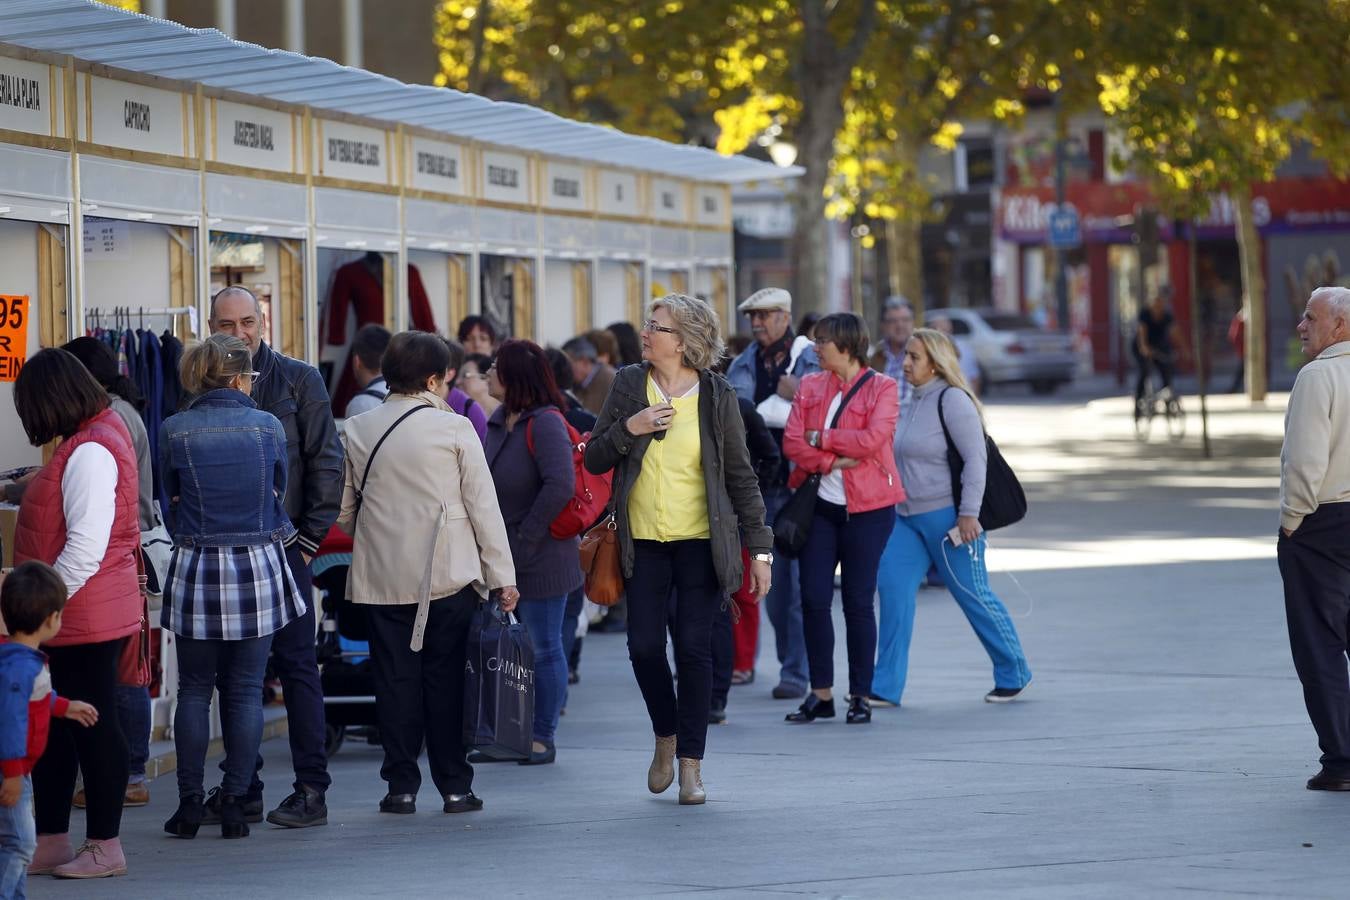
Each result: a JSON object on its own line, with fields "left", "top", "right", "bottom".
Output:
{"left": 163, "top": 541, "right": 308, "bottom": 641}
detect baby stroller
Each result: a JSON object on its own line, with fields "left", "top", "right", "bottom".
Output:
{"left": 312, "top": 526, "right": 378, "bottom": 757}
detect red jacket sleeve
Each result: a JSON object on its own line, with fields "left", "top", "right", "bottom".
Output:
{"left": 407, "top": 265, "right": 437, "bottom": 333}
{"left": 782, "top": 383, "right": 837, "bottom": 475}
{"left": 821, "top": 380, "right": 898, "bottom": 460}
{"left": 50, "top": 693, "right": 70, "bottom": 719}
{"left": 326, "top": 264, "right": 355, "bottom": 346}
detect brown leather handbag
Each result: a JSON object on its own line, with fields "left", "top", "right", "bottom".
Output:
{"left": 118, "top": 557, "right": 152, "bottom": 688}
{"left": 578, "top": 514, "right": 623, "bottom": 606}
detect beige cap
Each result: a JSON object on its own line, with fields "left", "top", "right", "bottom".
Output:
{"left": 737, "top": 287, "right": 792, "bottom": 314}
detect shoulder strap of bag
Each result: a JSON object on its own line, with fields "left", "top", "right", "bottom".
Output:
{"left": 525, "top": 407, "right": 573, "bottom": 457}
{"left": 828, "top": 369, "right": 875, "bottom": 429}
{"left": 936, "top": 386, "right": 960, "bottom": 461}
{"left": 358, "top": 405, "right": 431, "bottom": 498}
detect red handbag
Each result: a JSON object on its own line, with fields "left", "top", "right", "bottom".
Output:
{"left": 117, "top": 555, "right": 152, "bottom": 688}
{"left": 526, "top": 409, "right": 613, "bottom": 540}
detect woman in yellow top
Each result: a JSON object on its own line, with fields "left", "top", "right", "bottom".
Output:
{"left": 585, "top": 294, "right": 773, "bottom": 805}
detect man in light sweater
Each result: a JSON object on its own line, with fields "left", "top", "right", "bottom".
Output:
{"left": 1278, "top": 285, "right": 1350, "bottom": 791}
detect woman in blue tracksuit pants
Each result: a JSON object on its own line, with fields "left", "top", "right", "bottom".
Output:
{"left": 870, "top": 328, "right": 1031, "bottom": 706}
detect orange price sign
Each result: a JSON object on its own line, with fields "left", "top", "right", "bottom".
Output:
{"left": 0, "top": 295, "right": 30, "bottom": 383}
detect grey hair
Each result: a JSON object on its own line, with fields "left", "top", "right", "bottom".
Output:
{"left": 561, "top": 336, "right": 598, "bottom": 362}
{"left": 882, "top": 295, "right": 914, "bottom": 317}
{"left": 1312, "top": 286, "right": 1350, "bottom": 322}
{"left": 650, "top": 293, "right": 726, "bottom": 371}
{"left": 210, "top": 285, "right": 263, "bottom": 321}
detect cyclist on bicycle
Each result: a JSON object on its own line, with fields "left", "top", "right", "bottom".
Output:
{"left": 1134, "top": 287, "right": 1182, "bottom": 408}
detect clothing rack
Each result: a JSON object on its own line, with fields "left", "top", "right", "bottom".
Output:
{"left": 85, "top": 305, "right": 194, "bottom": 331}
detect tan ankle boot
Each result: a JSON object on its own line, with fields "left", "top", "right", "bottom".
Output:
{"left": 648, "top": 734, "right": 676, "bottom": 794}
{"left": 678, "top": 758, "right": 706, "bottom": 805}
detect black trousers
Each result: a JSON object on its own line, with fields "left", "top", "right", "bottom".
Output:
{"left": 1134, "top": 354, "right": 1175, "bottom": 402}
{"left": 627, "top": 539, "right": 722, "bottom": 760}
{"left": 1279, "top": 502, "right": 1350, "bottom": 774}
{"left": 366, "top": 589, "right": 477, "bottom": 797}
{"left": 33, "top": 639, "right": 128, "bottom": 840}
{"left": 710, "top": 601, "right": 734, "bottom": 710}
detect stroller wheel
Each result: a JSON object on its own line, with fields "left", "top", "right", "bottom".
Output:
{"left": 325, "top": 723, "right": 346, "bottom": 757}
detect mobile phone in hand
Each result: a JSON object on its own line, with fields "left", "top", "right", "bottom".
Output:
{"left": 946, "top": 525, "right": 964, "bottom": 547}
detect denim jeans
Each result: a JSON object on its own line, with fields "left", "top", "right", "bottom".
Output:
{"left": 115, "top": 684, "right": 152, "bottom": 782}
{"left": 0, "top": 775, "right": 34, "bottom": 900}
{"left": 762, "top": 485, "right": 809, "bottom": 689}
{"left": 517, "top": 594, "right": 568, "bottom": 745}
{"left": 176, "top": 634, "right": 274, "bottom": 799}
{"left": 561, "top": 585, "right": 585, "bottom": 708}
{"left": 873, "top": 507, "right": 1032, "bottom": 704}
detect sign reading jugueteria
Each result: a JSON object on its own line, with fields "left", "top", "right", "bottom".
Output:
{"left": 481, "top": 150, "right": 530, "bottom": 205}
{"left": 213, "top": 100, "right": 295, "bottom": 173}
{"left": 407, "top": 135, "right": 466, "bottom": 196}
{"left": 0, "top": 58, "right": 53, "bottom": 137}
{"left": 315, "top": 118, "right": 389, "bottom": 185}
{"left": 694, "top": 185, "right": 729, "bottom": 227}
{"left": 543, "top": 161, "right": 587, "bottom": 212}
{"left": 650, "top": 177, "right": 687, "bottom": 222}
{"left": 598, "top": 170, "right": 640, "bottom": 218}
{"left": 86, "top": 76, "right": 190, "bottom": 156}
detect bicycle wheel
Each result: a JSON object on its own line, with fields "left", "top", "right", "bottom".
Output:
{"left": 1165, "top": 396, "right": 1186, "bottom": 441}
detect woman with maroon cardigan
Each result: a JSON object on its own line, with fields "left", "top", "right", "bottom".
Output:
{"left": 479, "top": 340, "right": 582, "bottom": 765}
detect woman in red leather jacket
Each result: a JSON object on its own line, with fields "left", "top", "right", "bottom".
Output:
{"left": 782, "top": 313, "right": 905, "bottom": 725}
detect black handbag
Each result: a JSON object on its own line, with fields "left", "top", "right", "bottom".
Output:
{"left": 462, "top": 599, "right": 536, "bottom": 761}
{"left": 936, "top": 387, "right": 1026, "bottom": 531}
{"left": 773, "top": 370, "right": 875, "bottom": 557}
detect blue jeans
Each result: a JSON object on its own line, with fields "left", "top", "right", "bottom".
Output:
{"left": 176, "top": 634, "right": 274, "bottom": 799}
{"left": 0, "top": 775, "right": 34, "bottom": 900}
{"left": 115, "top": 684, "right": 151, "bottom": 782}
{"left": 517, "top": 595, "right": 568, "bottom": 746}
{"left": 762, "top": 486, "right": 809, "bottom": 689}
{"left": 561, "top": 586, "right": 585, "bottom": 708}
{"left": 873, "top": 507, "right": 1032, "bottom": 703}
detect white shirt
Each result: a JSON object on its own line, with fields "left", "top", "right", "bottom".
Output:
{"left": 817, "top": 392, "right": 847, "bottom": 505}
{"left": 55, "top": 443, "right": 119, "bottom": 596}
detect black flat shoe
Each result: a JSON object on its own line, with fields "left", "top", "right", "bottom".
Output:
{"left": 519, "top": 744, "right": 556, "bottom": 766}
{"left": 467, "top": 750, "right": 514, "bottom": 764}
{"left": 785, "top": 695, "right": 835, "bottom": 723}
{"left": 164, "top": 796, "right": 204, "bottom": 838}
{"left": 379, "top": 793, "right": 417, "bottom": 814}
{"left": 846, "top": 696, "right": 872, "bottom": 724}
{"left": 443, "top": 792, "right": 484, "bottom": 814}
{"left": 1307, "top": 769, "right": 1350, "bottom": 791}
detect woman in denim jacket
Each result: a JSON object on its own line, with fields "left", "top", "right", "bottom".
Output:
{"left": 158, "top": 334, "right": 306, "bottom": 840}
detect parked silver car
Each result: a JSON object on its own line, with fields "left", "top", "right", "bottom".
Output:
{"left": 926, "top": 307, "right": 1076, "bottom": 394}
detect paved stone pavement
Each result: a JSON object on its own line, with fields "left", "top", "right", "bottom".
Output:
{"left": 31, "top": 385, "right": 1350, "bottom": 899}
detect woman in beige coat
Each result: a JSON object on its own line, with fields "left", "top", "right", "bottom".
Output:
{"left": 336, "top": 331, "right": 518, "bottom": 817}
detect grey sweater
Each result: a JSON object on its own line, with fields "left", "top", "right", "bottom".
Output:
{"left": 894, "top": 378, "right": 986, "bottom": 518}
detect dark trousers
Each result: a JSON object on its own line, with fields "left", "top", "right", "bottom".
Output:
{"left": 626, "top": 539, "right": 722, "bottom": 760}
{"left": 1135, "top": 354, "right": 1175, "bottom": 402}
{"left": 710, "top": 602, "right": 733, "bottom": 710}
{"left": 799, "top": 501, "right": 894, "bottom": 697}
{"left": 1279, "top": 503, "right": 1350, "bottom": 774}
{"left": 366, "top": 589, "right": 477, "bottom": 797}
{"left": 225, "top": 544, "right": 329, "bottom": 795}
{"left": 33, "top": 640, "right": 128, "bottom": 840}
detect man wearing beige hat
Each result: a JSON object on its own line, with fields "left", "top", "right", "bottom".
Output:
{"left": 726, "top": 287, "right": 820, "bottom": 700}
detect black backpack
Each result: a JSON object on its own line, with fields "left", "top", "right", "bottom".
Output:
{"left": 936, "top": 387, "right": 1026, "bottom": 531}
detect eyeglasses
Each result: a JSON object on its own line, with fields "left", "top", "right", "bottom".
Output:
{"left": 642, "top": 320, "right": 679, "bottom": 335}
{"left": 747, "top": 310, "right": 784, "bottom": 321}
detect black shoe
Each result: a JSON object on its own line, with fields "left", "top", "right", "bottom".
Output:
{"left": 1307, "top": 769, "right": 1350, "bottom": 791}
{"left": 771, "top": 682, "right": 807, "bottom": 700}
{"left": 519, "top": 743, "right": 557, "bottom": 766}
{"left": 785, "top": 695, "right": 836, "bottom": 723}
{"left": 708, "top": 704, "right": 727, "bottom": 725}
{"left": 379, "top": 793, "right": 417, "bottom": 814}
{"left": 985, "top": 685, "right": 1028, "bottom": 703}
{"left": 846, "top": 696, "right": 872, "bottom": 724}
{"left": 467, "top": 750, "right": 514, "bottom": 764}
{"left": 220, "top": 794, "right": 251, "bottom": 839}
{"left": 164, "top": 796, "right": 204, "bottom": 839}
{"left": 568, "top": 669, "right": 580, "bottom": 685}
{"left": 201, "top": 786, "right": 264, "bottom": 825}
{"left": 265, "top": 785, "right": 328, "bottom": 828}
{"left": 443, "top": 792, "right": 484, "bottom": 814}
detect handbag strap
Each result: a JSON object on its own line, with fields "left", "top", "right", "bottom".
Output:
{"left": 827, "top": 369, "right": 875, "bottom": 429}
{"left": 358, "top": 404, "right": 431, "bottom": 499}
{"left": 936, "top": 386, "right": 960, "bottom": 463}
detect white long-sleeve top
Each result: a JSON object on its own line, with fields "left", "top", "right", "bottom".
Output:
{"left": 1281, "top": 340, "right": 1350, "bottom": 532}
{"left": 54, "top": 443, "right": 119, "bottom": 596}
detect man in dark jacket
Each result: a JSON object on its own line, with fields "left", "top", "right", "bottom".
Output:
{"left": 210, "top": 286, "right": 343, "bottom": 828}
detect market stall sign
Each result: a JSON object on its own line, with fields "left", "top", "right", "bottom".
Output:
{"left": 543, "top": 162, "right": 587, "bottom": 212}
{"left": 650, "top": 178, "right": 687, "bottom": 223}
{"left": 694, "top": 185, "right": 728, "bottom": 227}
{"left": 481, "top": 150, "right": 530, "bottom": 205}
{"left": 0, "top": 58, "right": 54, "bottom": 137}
{"left": 408, "top": 135, "right": 465, "bottom": 196}
{"left": 597, "top": 171, "right": 640, "bottom": 218}
{"left": 213, "top": 100, "right": 295, "bottom": 174}
{"left": 315, "top": 119, "right": 389, "bottom": 185}
{"left": 0, "top": 295, "right": 29, "bottom": 382}
{"left": 87, "top": 77, "right": 189, "bottom": 157}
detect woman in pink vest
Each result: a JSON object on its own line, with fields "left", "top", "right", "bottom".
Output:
{"left": 11, "top": 348, "right": 141, "bottom": 880}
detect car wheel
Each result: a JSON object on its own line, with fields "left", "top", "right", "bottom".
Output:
{"left": 1030, "top": 379, "right": 1058, "bottom": 395}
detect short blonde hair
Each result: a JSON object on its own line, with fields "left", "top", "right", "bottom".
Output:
{"left": 650, "top": 293, "right": 726, "bottom": 371}
{"left": 910, "top": 328, "right": 984, "bottom": 424}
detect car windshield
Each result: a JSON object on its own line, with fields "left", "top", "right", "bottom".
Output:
{"left": 981, "top": 312, "right": 1039, "bottom": 332}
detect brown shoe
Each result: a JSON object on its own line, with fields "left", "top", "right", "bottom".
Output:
{"left": 678, "top": 758, "right": 706, "bottom": 805}
{"left": 648, "top": 734, "right": 676, "bottom": 794}
{"left": 124, "top": 782, "right": 150, "bottom": 807}
{"left": 72, "top": 789, "right": 86, "bottom": 809}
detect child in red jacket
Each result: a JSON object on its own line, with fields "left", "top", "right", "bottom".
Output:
{"left": 1, "top": 561, "right": 98, "bottom": 897}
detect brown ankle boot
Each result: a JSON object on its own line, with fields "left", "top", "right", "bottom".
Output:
{"left": 678, "top": 758, "right": 706, "bottom": 805}
{"left": 648, "top": 734, "right": 676, "bottom": 794}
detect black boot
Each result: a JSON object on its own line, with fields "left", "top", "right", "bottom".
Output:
{"left": 164, "top": 795, "right": 204, "bottom": 838}
{"left": 220, "top": 794, "right": 251, "bottom": 839}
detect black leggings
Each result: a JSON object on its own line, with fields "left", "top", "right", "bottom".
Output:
{"left": 33, "top": 639, "right": 129, "bottom": 840}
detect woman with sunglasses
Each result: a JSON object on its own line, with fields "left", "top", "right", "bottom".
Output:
{"left": 158, "top": 334, "right": 307, "bottom": 840}
{"left": 584, "top": 294, "right": 773, "bottom": 805}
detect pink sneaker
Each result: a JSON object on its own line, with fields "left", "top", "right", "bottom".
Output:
{"left": 51, "top": 838, "right": 127, "bottom": 879}
{"left": 28, "top": 833, "right": 74, "bottom": 875}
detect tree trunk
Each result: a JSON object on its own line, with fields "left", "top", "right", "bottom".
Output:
{"left": 1232, "top": 183, "right": 1267, "bottom": 402}
{"left": 885, "top": 216, "right": 924, "bottom": 321}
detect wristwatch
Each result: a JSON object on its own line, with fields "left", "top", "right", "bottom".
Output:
{"left": 752, "top": 552, "right": 774, "bottom": 564}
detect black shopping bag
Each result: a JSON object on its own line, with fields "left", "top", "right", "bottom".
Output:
{"left": 462, "top": 599, "right": 536, "bottom": 761}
